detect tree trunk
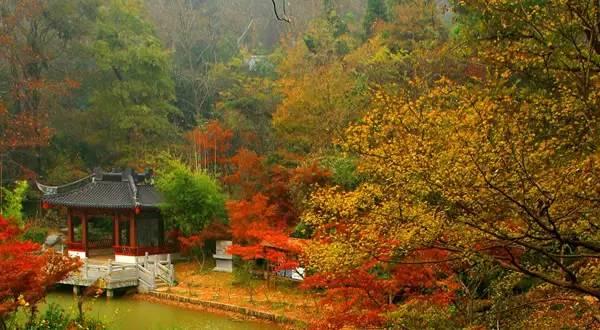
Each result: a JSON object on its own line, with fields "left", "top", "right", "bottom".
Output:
{"left": 0, "top": 317, "right": 7, "bottom": 330}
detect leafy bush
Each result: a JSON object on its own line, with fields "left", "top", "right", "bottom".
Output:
{"left": 156, "top": 157, "right": 227, "bottom": 235}
{"left": 1, "top": 180, "right": 29, "bottom": 225}
{"left": 22, "top": 227, "right": 49, "bottom": 245}
{"left": 386, "top": 302, "right": 460, "bottom": 330}
{"left": 29, "top": 303, "right": 70, "bottom": 330}
{"left": 27, "top": 301, "right": 106, "bottom": 330}
{"left": 232, "top": 262, "right": 259, "bottom": 303}
{"left": 321, "top": 154, "right": 362, "bottom": 189}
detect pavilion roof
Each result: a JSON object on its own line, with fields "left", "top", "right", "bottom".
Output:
{"left": 37, "top": 168, "right": 162, "bottom": 210}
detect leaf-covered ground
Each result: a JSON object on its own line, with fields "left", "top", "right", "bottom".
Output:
{"left": 163, "top": 262, "right": 321, "bottom": 324}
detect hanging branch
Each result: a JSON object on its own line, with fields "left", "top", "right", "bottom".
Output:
{"left": 271, "top": 0, "right": 290, "bottom": 23}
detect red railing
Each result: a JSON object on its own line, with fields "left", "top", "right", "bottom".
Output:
{"left": 113, "top": 245, "right": 176, "bottom": 256}
{"left": 66, "top": 241, "right": 85, "bottom": 251}
{"left": 87, "top": 238, "right": 114, "bottom": 249}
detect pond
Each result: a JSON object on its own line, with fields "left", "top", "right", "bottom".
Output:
{"left": 24, "top": 290, "right": 281, "bottom": 330}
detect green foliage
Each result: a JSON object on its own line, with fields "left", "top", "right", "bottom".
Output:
{"left": 156, "top": 157, "right": 227, "bottom": 235}
{"left": 291, "top": 221, "right": 313, "bottom": 239}
{"left": 29, "top": 303, "right": 70, "bottom": 330}
{"left": 208, "top": 50, "right": 280, "bottom": 153}
{"left": 1, "top": 181, "right": 29, "bottom": 225}
{"left": 22, "top": 227, "right": 49, "bottom": 245}
{"left": 84, "top": 0, "right": 180, "bottom": 166}
{"left": 232, "top": 262, "right": 259, "bottom": 302}
{"left": 321, "top": 154, "right": 362, "bottom": 189}
{"left": 364, "top": 0, "right": 388, "bottom": 36}
{"left": 26, "top": 302, "right": 106, "bottom": 330}
{"left": 386, "top": 303, "right": 460, "bottom": 330}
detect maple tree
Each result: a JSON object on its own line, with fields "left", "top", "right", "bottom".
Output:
{"left": 227, "top": 193, "right": 300, "bottom": 276}
{"left": 222, "top": 148, "right": 268, "bottom": 198}
{"left": 0, "top": 215, "right": 79, "bottom": 330}
{"left": 186, "top": 120, "right": 234, "bottom": 173}
{"left": 225, "top": 155, "right": 330, "bottom": 277}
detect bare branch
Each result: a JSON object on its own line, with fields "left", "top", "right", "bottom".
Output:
{"left": 271, "top": 0, "right": 290, "bottom": 23}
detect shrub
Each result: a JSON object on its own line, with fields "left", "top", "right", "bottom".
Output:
{"left": 29, "top": 303, "right": 69, "bottom": 330}
{"left": 22, "top": 227, "right": 49, "bottom": 245}
{"left": 156, "top": 157, "right": 227, "bottom": 235}
{"left": 1, "top": 180, "right": 29, "bottom": 225}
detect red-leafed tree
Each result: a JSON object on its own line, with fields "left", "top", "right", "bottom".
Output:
{"left": 187, "top": 120, "right": 234, "bottom": 173}
{"left": 0, "top": 216, "right": 80, "bottom": 330}
{"left": 222, "top": 148, "right": 268, "bottom": 198}
{"left": 225, "top": 161, "right": 330, "bottom": 278}
{"left": 301, "top": 249, "right": 459, "bottom": 329}
{"left": 178, "top": 221, "right": 232, "bottom": 269}
{"left": 227, "top": 193, "right": 303, "bottom": 276}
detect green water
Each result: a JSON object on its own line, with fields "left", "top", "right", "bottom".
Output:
{"left": 29, "top": 290, "right": 280, "bottom": 330}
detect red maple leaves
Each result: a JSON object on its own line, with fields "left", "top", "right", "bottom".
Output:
{"left": 0, "top": 216, "right": 80, "bottom": 318}
{"left": 302, "top": 249, "right": 459, "bottom": 328}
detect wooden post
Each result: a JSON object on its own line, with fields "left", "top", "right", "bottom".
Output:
{"left": 144, "top": 252, "right": 149, "bottom": 268}
{"left": 83, "top": 259, "right": 88, "bottom": 279}
{"left": 169, "top": 264, "right": 175, "bottom": 284}
{"left": 82, "top": 214, "right": 88, "bottom": 256}
{"left": 158, "top": 216, "right": 165, "bottom": 246}
{"left": 129, "top": 214, "right": 136, "bottom": 248}
{"left": 107, "top": 259, "right": 112, "bottom": 276}
{"left": 113, "top": 215, "right": 120, "bottom": 247}
{"left": 67, "top": 211, "right": 73, "bottom": 243}
{"left": 167, "top": 254, "right": 171, "bottom": 264}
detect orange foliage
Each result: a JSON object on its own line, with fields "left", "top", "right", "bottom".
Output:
{"left": 187, "top": 121, "right": 233, "bottom": 168}
{"left": 302, "top": 249, "right": 459, "bottom": 329}
{"left": 222, "top": 148, "right": 268, "bottom": 198}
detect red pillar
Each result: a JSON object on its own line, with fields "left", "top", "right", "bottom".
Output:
{"left": 67, "top": 211, "right": 73, "bottom": 243}
{"left": 113, "top": 215, "right": 120, "bottom": 247}
{"left": 82, "top": 214, "right": 88, "bottom": 255}
{"left": 129, "top": 213, "right": 136, "bottom": 248}
{"left": 158, "top": 216, "right": 165, "bottom": 247}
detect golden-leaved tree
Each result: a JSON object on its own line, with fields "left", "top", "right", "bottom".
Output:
{"left": 302, "top": 0, "right": 600, "bottom": 328}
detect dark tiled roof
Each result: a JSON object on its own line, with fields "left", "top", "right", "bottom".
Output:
{"left": 39, "top": 169, "right": 162, "bottom": 210}
{"left": 138, "top": 185, "right": 162, "bottom": 208}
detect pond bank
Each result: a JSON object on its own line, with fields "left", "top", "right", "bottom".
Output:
{"left": 143, "top": 291, "right": 303, "bottom": 328}
{"left": 28, "top": 290, "right": 281, "bottom": 330}
{"left": 167, "top": 262, "right": 320, "bottom": 325}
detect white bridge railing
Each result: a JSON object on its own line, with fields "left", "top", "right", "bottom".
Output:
{"left": 66, "top": 253, "right": 175, "bottom": 291}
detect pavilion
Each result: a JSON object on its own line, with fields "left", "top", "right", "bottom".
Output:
{"left": 37, "top": 168, "right": 173, "bottom": 263}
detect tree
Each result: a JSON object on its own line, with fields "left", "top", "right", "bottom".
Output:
{"left": 186, "top": 120, "right": 233, "bottom": 174}
{"left": 300, "top": 1, "right": 600, "bottom": 327}
{"left": 0, "top": 215, "right": 79, "bottom": 330}
{"left": 83, "top": 0, "right": 180, "bottom": 166}
{"left": 223, "top": 148, "right": 268, "bottom": 198}
{"left": 156, "top": 158, "right": 227, "bottom": 235}
{"left": 227, "top": 193, "right": 302, "bottom": 277}
{"left": 226, "top": 162, "right": 330, "bottom": 278}
{"left": 0, "top": 180, "right": 28, "bottom": 226}
{"left": 209, "top": 50, "right": 281, "bottom": 153}
{"left": 363, "top": 0, "right": 387, "bottom": 36}
{"left": 0, "top": 0, "right": 90, "bottom": 180}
